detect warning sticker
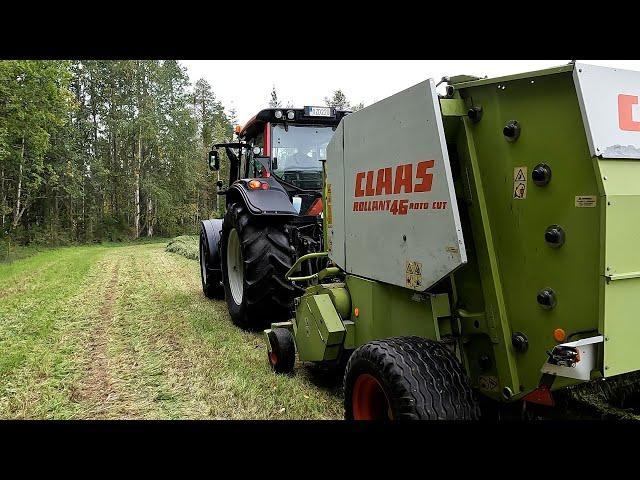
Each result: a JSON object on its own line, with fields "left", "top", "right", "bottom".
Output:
{"left": 326, "top": 184, "right": 333, "bottom": 226}
{"left": 478, "top": 375, "right": 499, "bottom": 391}
{"left": 513, "top": 166, "right": 527, "bottom": 200}
{"left": 575, "top": 195, "right": 597, "bottom": 208}
{"left": 405, "top": 261, "right": 423, "bottom": 289}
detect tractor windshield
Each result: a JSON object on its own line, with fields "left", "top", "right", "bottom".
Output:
{"left": 271, "top": 124, "right": 334, "bottom": 190}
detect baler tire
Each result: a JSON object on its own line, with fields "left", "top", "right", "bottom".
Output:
{"left": 200, "top": 229, "right": 224, "bottom": 299}
{"left": 343, "top": 336, "right": 480, "bottom": 420}
{"left": 268, "top": 328, "right": 296, "bottom": 374}
{"left": 220, "top": 202, "right": 302, "bottom": 330}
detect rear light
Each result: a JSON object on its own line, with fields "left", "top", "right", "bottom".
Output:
{"left": 522, "top": 385, "right": 554, "bottom": 407}
{"left": 553, "top": 328, "right": 566, "bottom": 342}
{"left": 248, "top": 179, "right": 269, "bottom": 190}
{"left": 306, "top": 198, "right": 323, "bottom": 216}
{"left": 234, "top": 125, "right": 241, "bottom": 134}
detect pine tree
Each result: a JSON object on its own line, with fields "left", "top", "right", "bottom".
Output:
{"left": 323, "top": 89, "right": 365, "bottom": 111}
{"left": 324, "top": 89, "right": 350, "bottom": 110}
{"left": 269, "top": 85, "right": 281, "bottom": 108}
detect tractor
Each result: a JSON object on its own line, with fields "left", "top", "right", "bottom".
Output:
{"left": 199, "top": 106, "right": 350, "bottom": 330}
{"left": 262, "top": 62, "right": 640, "bottom": 420}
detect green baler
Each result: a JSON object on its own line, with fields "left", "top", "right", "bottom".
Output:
{"left": 264, "top": 62, "right": 640, "bottom": 419}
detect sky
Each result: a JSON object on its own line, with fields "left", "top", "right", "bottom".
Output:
{"left": 181, "top": 60, "right": 640, "bottom": 126}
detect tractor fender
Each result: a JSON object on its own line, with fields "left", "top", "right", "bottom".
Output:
{"left": 228, "top": 176, "right": 297, "bottom": 216}
{"left": 201, "top": 218, "right": 223, "bottom": 273}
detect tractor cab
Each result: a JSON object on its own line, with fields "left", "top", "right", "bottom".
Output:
{"left": 210, "top": 107, "right": 350, "bottom": 216}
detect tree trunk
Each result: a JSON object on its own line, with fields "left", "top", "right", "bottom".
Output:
{"left": 1, "top": 168, "right": 5, "bottom": 229}
{"left": 12, "top": 137, "right": 25, "bottom": 229}
{"left": 134, "top": 127, "right": 141, "bottom": 238}
{"left": 146, "top": 197, "right": 153, "bottom": 237}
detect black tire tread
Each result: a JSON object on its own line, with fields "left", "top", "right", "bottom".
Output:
{"left": 270, "top": 328, "right": 296, "bottom": 374}
{"left": 221, "top": 202, "right": 302, "bottom": 329}
{"left": 343, "top": 336, "right": 480, "bottom": 420}
{"left": 200, "top": 229, "right": 224, "bottom": 299}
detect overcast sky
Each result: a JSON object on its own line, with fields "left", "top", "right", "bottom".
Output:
{"left": 181, "top": 60, "right": 640, "bottom": 126}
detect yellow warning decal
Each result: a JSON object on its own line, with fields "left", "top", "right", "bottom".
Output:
{"left": 575, "top": 195, "right": 597, "bottom": 208}
{"left": 326, "top": 183, "right": 333, "bottom": 227}
{"left": 405, "top": 261, "right": 423, "bottom": 289}
{"left": 513, "top": 166, "right": 527, "bottom": 200}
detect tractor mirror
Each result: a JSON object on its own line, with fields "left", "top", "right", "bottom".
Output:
{"left": 208, "top": 150, "right": 220, "bottom": 171}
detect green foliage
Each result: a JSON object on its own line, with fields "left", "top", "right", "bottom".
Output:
{"left": 323, "top": 89, "right": 365, "bottom": 111}
{"left": 0, "top": 61, "right": 233, "bottom": 247}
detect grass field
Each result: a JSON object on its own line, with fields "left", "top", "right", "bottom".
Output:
{"left": 0, "top": 241, "right": 342, "bottom": 419}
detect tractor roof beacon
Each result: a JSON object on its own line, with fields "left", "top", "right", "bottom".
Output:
{"left": 199, "top": 106, "right": 350, "bottom": 331}
{"left": 263, "top": 63, "right": 640, "bottom": 420}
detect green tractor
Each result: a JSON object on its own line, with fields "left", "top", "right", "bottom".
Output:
{"left": 263, "top": 62, "right": 640, "bottom": 420}
{"left": 199, "top": 107, "right": 350, "bottom": 330}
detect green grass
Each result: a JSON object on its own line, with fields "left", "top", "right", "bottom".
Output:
{"left": 165, "top": 235, "right": 199, "bottom": 261}
{"left": 0, "top": 241, "right": 342, "bottom": 419}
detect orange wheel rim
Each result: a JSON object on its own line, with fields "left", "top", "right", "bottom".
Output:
{"left": 352, "top": 373, "right": 393, "bottom": 420}
{"left": 269, "top": 351, "right": 278, "bottom": 365}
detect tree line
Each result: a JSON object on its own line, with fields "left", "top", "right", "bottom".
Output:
{"left": 0, "top": 60, "right": 365, "bottom": 249}
{"left": 0, "top": 60, "right": 232, "bottom": 246}
{"left": 269, "top": 85, "right": 364, "bottom": 111}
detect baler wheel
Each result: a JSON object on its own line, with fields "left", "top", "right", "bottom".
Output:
{"left": 343, "top": 336, "right": 480, "bottom": 420}
{"left": 268, "top": 328, "right": 296, "bottom": 374}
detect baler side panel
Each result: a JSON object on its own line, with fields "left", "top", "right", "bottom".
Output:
{"left": 345, "top": 275, "right": 440, "bottom": 346}
{"left": 598, "top": 160, "right": 640, "bottom": 376}
{"left": 456, "top": 70, "right": 601, "bottom": 397}
{"left": 326, "top": 121, "right": 346, "bottom": 269}
{"left": 573, "top": 63, "right": 640, "bottom": 377}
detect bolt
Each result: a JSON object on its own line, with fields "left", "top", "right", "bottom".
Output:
{"left": 503, "top": 120, "right": 520, "bottom": 142}
{"left": 511, "top": 332, "right": 529, "bottom": 353}
{"left": 603, "top": 176, "right": 608, "bottom": 180}
{"left": 467, "top": 106, "right": 483, "bottom": 123}
{"left": 544, "top": 225, "right": 565, "bottom": 248}
{"left": 402, "top": 235, "right": 407, "bottom": 242}
{"left": 532, "top": 164, "right": 552, "bottom": 186}
{"left": 537, "top": 288, "right": 557, "bottom": 309}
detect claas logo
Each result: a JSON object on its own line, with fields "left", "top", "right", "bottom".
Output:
{"left": 618, "top": 94, "right": 640, "bottom": 132}
{"left": 354, "top": 160, "right": 435, "bottom": 197}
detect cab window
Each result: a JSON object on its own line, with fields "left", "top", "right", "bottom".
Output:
{"left": 246, "top": 131, "right": 265, "bottom": 178}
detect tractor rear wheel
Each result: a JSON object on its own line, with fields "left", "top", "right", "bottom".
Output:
{"left": 343, "top": 336, "right": 480, "bottom": 420}
{"left": 220, "top": 202, "right": 301, "bottom": 330}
